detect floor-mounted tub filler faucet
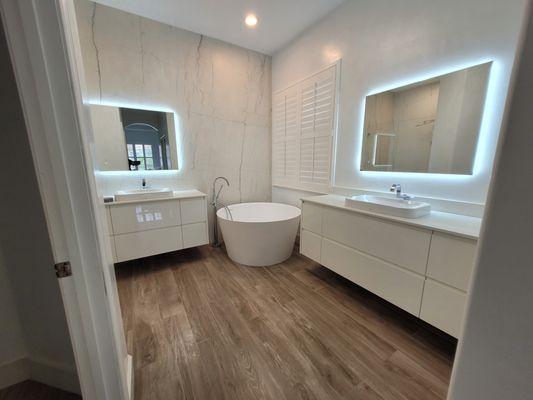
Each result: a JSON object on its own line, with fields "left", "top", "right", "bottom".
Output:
{"left": 211, "top": 176, "right": 233, "bottom": 247}
{"left": 390, "top": 183, "right": 414, "bottom": 200}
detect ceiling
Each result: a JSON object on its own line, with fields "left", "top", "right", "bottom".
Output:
{"left": 92, "top": 0, "right": 345, "bottom": 55}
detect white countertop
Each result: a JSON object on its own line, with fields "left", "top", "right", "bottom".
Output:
{"left": 302, "top": 194, "right": 482, "bottom": 240}
{"left": 105, "top": 189, "right": 206, "bottom": 206}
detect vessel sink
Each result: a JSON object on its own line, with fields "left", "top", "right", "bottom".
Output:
{"left": 345, "top": 195, "right": 431, "bottom": 218}
{"left": 114, "top": 188, "right": 173, "bottom": 202}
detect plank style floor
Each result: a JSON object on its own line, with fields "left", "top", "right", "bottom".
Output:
{"left": 0, "top": 380, "right": 80, "bottom": 400}
{"left": 115, "top": 245, "right": 456, "bottom": 400}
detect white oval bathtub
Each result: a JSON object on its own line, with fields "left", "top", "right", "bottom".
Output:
{"left": 217, "top": 202, "right": 301, "bottom": 267}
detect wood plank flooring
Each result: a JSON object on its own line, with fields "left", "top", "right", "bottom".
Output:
{"left": 115, "top": 245, "right": 456, "bottom": 400}
{"left": 0, "top": 380, "right": 80, "bottom": 400}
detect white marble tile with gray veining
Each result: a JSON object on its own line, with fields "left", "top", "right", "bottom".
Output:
{"left": 74, "top": 0, "right": 272, "bottom": 214}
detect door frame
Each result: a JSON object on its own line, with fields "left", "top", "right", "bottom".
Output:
{"left": 0, "top": 0, "right": 130, "bottom": 398}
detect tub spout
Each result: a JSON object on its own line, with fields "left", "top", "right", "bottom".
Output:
{"left": 218, "top": 202, "right": 233, "bottom": 221}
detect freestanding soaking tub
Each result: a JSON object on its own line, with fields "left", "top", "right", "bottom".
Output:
{"left": 217, "top": 202, "right": 301, "bottom": 266}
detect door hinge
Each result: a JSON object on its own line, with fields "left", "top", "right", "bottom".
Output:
{"left": 55, "top": 261, "right": 72, "bottom": 278}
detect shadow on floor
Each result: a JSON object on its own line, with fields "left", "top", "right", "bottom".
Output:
{"left": 0, "top": 380, "right": 80, "bottom": 400}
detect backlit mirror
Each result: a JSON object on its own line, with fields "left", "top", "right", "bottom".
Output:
{"left": 360, "top": 62, "right": 491, "bottom": 174}
{"left": 88, "top": 104, "right": 178, "bottom": 171}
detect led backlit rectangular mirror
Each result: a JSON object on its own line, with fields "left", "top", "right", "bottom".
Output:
{"left": 88, "top": 104, "right": 178, "bottom": 171}
{"left": 360, "top": 62, "right": 491, "bottom": 174}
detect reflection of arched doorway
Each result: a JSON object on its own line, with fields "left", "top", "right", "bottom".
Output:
{"left": 121, "top": 108, "right": 171, "bottom": 170}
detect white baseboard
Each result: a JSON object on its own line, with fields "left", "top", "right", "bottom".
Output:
{"left": 0, "top": 356, "right": 80, "bottom": 394}
{"left": 0, "top": 358, "right": 29, "bottom": 390}
{"left": 28, "top": 357, "right": 80, "bottom": 395}
{"left": 126, "top": 354, "right": 134, "bottom": 399}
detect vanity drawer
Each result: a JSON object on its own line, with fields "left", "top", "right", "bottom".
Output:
{"left": 300, "top": 229, "right": 322, "bottom": 262}
{"left": 420, "top": 278, "right": 467, "bottom": 338}
{"left": 182, "top": 222, "right": 208, "bottom": 249}
{"left": 110, "top": 200, "right": 181, "bottom": 234}
{"left": 322, "top": 207, "right": 431, "bottom": 274}
{"left": 301, "top": 202, "right": 323, "bottom": 234}
{"left": 427, "top": 233, "right": 477, "bottom": 291}
{"left": 180, "top": 198, "right": 207, "bottom": 225}
{"left": 321, "top": 238, "right": 425, "bottom": 316}
{"left": 114, "top": 226, "right": 183, "bottom": 262}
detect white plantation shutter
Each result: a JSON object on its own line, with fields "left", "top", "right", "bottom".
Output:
{"left": 272, "top": 88, "right": 299, "bottom": 184}
{"left": 300, "top": 68, "right": 336, "bottom": 138}
{"left": 299, "top": 137, "right": 314, "bottom": 183}
{"left": 285, "top": 139, "right": 298, "bottom": 179}
{"left": 285, "top": 90, "right": 298, "bottom": 180}
{"left": 299, "top": 67, "right": 336, "bottom": 186}
{"left": 272, "top": 92, "right": 286, "bottom": 182}
{"left": 272, "top": 63, "right": 339, "bottom": 190}
{"left": 299, "top": 136, "right": 333, "bottom": 184}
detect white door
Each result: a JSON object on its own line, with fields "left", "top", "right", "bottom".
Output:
{"left": 0, "top": 0, "right": 131, "bottom": 399}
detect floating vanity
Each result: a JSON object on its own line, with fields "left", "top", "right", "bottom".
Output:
{"left": 300, "top": 194, "right": 481, "bottom": 338}
{"left": 105, "top": 190, "right": 209, "bottom": 263}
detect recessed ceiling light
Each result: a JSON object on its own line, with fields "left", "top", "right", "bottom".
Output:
{"left": 245, "top": 14, "right": 258, "bottom": 28}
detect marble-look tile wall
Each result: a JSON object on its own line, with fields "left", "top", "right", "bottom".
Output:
{"left": 74, "top": 0, "right": 271, "bottom": 210}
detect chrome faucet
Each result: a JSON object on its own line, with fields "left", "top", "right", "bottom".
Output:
{"left": 211, "top": 176, "right": 232, "bottom": 247}
{"left": 212, "top": 176, "right": 229, "bottom": 205}
{"left": 390, "top": 184, "right": 413, "bottom": 200}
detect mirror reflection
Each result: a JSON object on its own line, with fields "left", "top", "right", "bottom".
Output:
{"left": 360, "top": 62, "right": 491, "bottom": 174}
{"left": 89, "top": 105, "right": 178, "bottom": 171}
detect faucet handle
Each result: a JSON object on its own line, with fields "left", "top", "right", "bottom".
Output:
{"left": 390, "top": 183, "right": 401, "bottom": 192}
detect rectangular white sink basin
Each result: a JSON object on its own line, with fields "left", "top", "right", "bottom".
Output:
{"left": 345, "top": 195, "right": 431, "bottom": 218}
{"left": 114, "top": 188, "right": 173, "bottom": 202}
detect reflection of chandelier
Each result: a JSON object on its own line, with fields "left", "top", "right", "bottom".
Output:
{"left": 124, "top": 122, "right": 159, "bottom": 132}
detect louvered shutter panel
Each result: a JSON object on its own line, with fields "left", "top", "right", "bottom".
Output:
{"left": 284, "top": 90, "right": 298, "bottom": 180}
{"left": 299, "top": 138, "right": 314, "bottom": 183}
{"left": 272, "top": 88, "right": 299, "bottom": 185}
{"left": 300, "top": 82, "right": 316, "bottom": 137}
{"left": 298, "top": 66, "right": 336, "bottom": 187}
{"left": 272, "top": 92, "right": 286, "bottom": 183}
{"left": 272, "top": 63, "right": 338, "bottom": 190}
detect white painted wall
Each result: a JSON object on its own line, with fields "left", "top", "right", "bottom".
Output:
{"left": 392, "top": 83, "right": 439, "bottom": 172}
{"left": 89, "top": 104, "right": 128, "bottom": 170}
{"left": 272, "top": 0, "right": 526, "bottom": 207}
{"left": 429, "top": 73, "right": 468, "bottom": 173}
{"left": 0, "top": 16, "right": 78, "bottom": 392}
{"left": 0, "top": 259, "right": 26, "bottom": 364}
{"left": 448, "top": 4, "right": 533, "bottom": 398}
{"left": 429, "top": 63, "right": 490, "bottom": 174}
{"left": 361, "top": 91, "right": 394, "bottom": 171}
{"left": 0, "top": 250, "right": 27, "bottom": 388}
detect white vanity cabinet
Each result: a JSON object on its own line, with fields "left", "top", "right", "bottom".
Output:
{"left": 300, "top": 195, "right": 480, "bottom": 338}
{"left": 420, "top": 233, "right": 476, "bottom": 337}
{"left": 106, "top": 191, "right": 208, "bottom": 263}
